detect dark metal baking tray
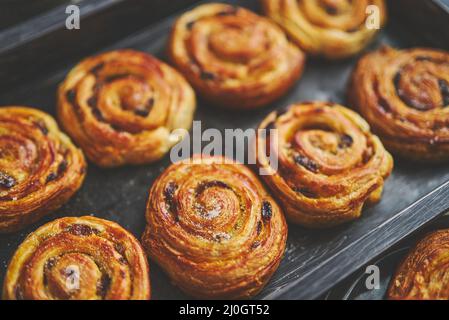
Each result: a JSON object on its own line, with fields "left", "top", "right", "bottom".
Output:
{"left": 325, "top": 214, "right": 449, "bottom": 300}
{"left": 0, "top": 0, "right": 449, "bottom": 300}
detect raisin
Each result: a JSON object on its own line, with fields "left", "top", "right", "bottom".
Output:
{"left": 164, "top": 182, "right": 178, "bottom": 215}
{"left": 338, "top": 134, "right": 353, "bottom": 149}
{"left": 294, "top": 187, "right": 316, "bottom": 198}
{"left": 58, "top": 160, "right": 68, "bottom": 175}
{"left": 261, "top": 201, "right": 272, "bottom": 221}
{"left": 256, "top": 221, "right": 262, "bottom": 235}
{"left": 147, "top": 97, "right": 155, "bottom": 109}
{"left": 68, "top": 224, "right": 94, "bottom": 236}
{"left": 87, "top": 96, "right": 97, "bottom": 108}
{"left": 92, "top": 108, "right": 104, "bottom": 121}
{"left": 66, "top": 89, "right": 76, "bottom": 104}
{"left": 438, "top": 79, "right": 449, "bottom": 106}
{"left": 97, "top": 274, "right": 111, "bottom": 298}
{"left": 294, "top": 154, "right": 319, "bottom": 173}
{"left": 134, "top": 109, "right": 150, "bottom": 117}
{"left": 36, "top": 120, "right": 48, "bottom": 135}
{"left": 0, "top": 172, "right": 16, "bottom": 189}
{"left": 200, "top": 71, "right": 216, "bottom": 81}
{"left": 251, "top": 241, "right": 261, "bottom": 249}
{"left": 186, "top": 21, "right": 195, "bottom": 30}
{"left": 46, "top": 173, "right": 57, "bottom": 183}
{"left": 90, "top": 62, "right": 105, "bottom": 75}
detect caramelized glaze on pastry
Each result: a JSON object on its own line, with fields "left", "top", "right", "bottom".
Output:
{"left": 0, "top": 107, "right": 86, "bottom": 233}
{"left": 262, "top": 0, "right": 386, "bottom": 59}
{"left": 57, "top": 49, "right": 196, "bottom": 167}
{"left": 388, "top": 230, "right": 449, "bottom": 300}
{"left": 348, "top": 46, "right": 449, "bottom": 162}
{"left": 168, "top": 3, "right": 305, "bottom": 109}
{"left": 141, "top": 156, "right": 287, "bottom": 299}
{"left": 256, "top": 102, "right": 393, "bottom": 228}
{"left": 3, "top": 216, "right": 150, "bottom": 300}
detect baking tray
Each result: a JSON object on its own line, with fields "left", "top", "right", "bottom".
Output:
{"left": 1, "top": 0, "right": 449, "bottom": 300}
{"left": 325, "top": 214, "right": 449, "bottom": 300}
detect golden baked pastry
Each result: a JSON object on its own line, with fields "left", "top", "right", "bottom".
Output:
{"left": 168, "top": 3, "right": 305, "bottom": 109}
{"left": 3, "top": 216, "right": 151, "bottom": 300}
{"left": 255, "top": 102, "right": 393, "bottom": 228}
{"left": 262, "top": 0, "right": 387, "bottom": 59}
{"left": 0, "top": 107, "right": 86, "bottom": 233}
{"left": 348, "top": 46, "right": 449, "bottom": 162}
{"left": 388, "top": 230, "right": 449, "bottom": 300}
{"left": 142, "top": 156, "right": 287, "bottom": 299}
{"left": 57, "top": 49, "right": 196, "bottom": 167}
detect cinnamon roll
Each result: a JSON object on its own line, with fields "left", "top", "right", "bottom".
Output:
{"left": 388, "top": 230, "right": 449, "bottom": 300}
{"left": 57, "top": 49, "right": 196, "bottom": 167}
{"left": 256, "top": 102, "right": 393, "bottom": 228}
{"left": 348, "top": 46, "right": 449, "bottom": 162}
{"left": 3, "top": 216, "right": 151, "bottom": 300}
{"left": 168, "top": 3, "right": 305, "bottom": 109}
{"left": 262, "top": 0, "right": 387, "bottom": 59}
{"left": 0, "top": 107, "right": 86, "bottom": 233}
{"left": 141, "top": 156, "right": 287, "bottom": 299}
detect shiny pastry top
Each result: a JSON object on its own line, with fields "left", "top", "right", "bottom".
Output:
{"left": 3, "top": 216, "right": 151, "bottom": 300}
{"left": 0, "top": 107, "right": 86, "bottom": 233}
{"left": 168, "top": 3, "right": 305, "bottom": 109}
{"left": 348, "top": 46, "right": 449, "bottom": 162}
{"left": 263, "top": 0, "right": 387, "bottom": 59}
{"left": 256, "top": 102, "right": 393, "bottom": 228}
{"left": 388, "top": 230, "right": 449, "bottom": 300}
{"left": 57, "top": 49, "right": 196, "bottom": 167}
{"left": 142, "top": 156, "right": 287, "bottom": 299}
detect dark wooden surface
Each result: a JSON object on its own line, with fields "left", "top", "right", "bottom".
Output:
{"left": 0, "top": 0, "right": 448, "bottom": 300}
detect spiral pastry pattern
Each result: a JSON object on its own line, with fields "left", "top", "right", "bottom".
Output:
{"left": 142, "top": 156, "right": 287, "bottom": 299}
{"left": 263, "top": 0, "right": 386, "bottom": 59}
{"left": 0, "top": 107, "right": 86, "bottom": 233}
{"left": 256, "top": 102, "right": 393, "bottom": 228}
{"left": 168, "top": 3, "right": 305, "bottom": 109}
{"left": 348, "top": 47, "right": 449, "bottom": 162}
{"left": 3, "top": 216, "right": 150, "bottom": 300}
{"left": 388, "top": 230, "right": 449, "bottom": 300}
{"left": 57, "top": 49, "right": 196, "bottom": 167}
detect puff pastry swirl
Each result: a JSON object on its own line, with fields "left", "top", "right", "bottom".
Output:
{"left": 0, "top": 107, "right": 86, "bottom": 233}
{"left": 256, "top": 102, "right": 393, "bottom": 228}
{"left": 348, "top": 46, "right": 449, "bottom": 162}
{"left": 388, "top": 230, "right": 449, "bottom": 300}
{"left": 263, "top": 0, "right": 386, "bottom": 59}
{"left": 142, "top": 156, "right": 287, "bottom": 299}
{"left": 168, "top": 3, "right": 305, "bottom": 109}
{"left": 57, "top": 49, "right": 196, "bottom": 167}
{"left": 3, "top": 216, "right": 150, "bottom": 300}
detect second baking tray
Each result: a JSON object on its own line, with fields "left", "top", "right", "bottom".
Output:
{"left": 0, "top": 0, "right": 449, "bottom": 300}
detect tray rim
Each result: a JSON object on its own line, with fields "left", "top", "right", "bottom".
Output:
{"left": 1, "top": 0, "right": 449, "bottom": 301}
{"left": 272, "top": 181, "right": 449, "bottom": 299}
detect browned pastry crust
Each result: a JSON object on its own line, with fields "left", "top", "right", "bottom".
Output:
{"left": 262, "top": 0, "right": 387, "bottom": 59}
{"left": 255, "top": 102, "right": 393, "bottom": 228}
{"left": 141, "top": 156, "right": 287, "bottom": 299}
{"left": 3, "top": 216, "right": 151, "bottom": 300}
{"left": 388, "top": 230, "right": 449, "bottom": 300}
{"left": 0, "top": 107, "right": 86, "bottom": 233}
{"left": 168, "top": 3, "right": 305, "bottom": 109}
{"left": 348, "top": 46, "right": 449, "bottom": 162}
{"left": 57, "top": 49, "right": 196, "bottom": 167}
